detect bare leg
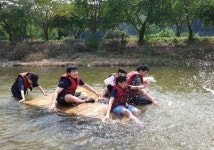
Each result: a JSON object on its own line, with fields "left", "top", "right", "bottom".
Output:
{"left": 121, "top": 109, "right": 141, "bottom": 123}
{"left": 132, "top": 108, "right": 141, "bottom": 117}
{"left": 78, "top": 92, "right": 88, "bottom": 100}
{"left": 65, "top": 94, "right": 86, "bottom": 104}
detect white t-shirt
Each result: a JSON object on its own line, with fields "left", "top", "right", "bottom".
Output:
{"left": 104, "top": 75, "right": 115, "bottom": 86}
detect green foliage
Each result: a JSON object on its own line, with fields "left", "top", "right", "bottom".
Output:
{"left": 85, "top": 34, "right": 100, "bottom": 51}
{"left": 0, "top": 26, "right": 7, "bottom": 40}
{"left": 146, "top": 24, "right": 175, "bottom": 38}
{"left": 103, "top": 29, "right": 130, "bottom": 41}
{"left": 199, "top": 0, "right": 214, "bottom": 28}
{"left": 0, "top": 0, "right": 213, "bottom": 44}
{"left": 153, "top": 29, "right": 175, "bottom": 38}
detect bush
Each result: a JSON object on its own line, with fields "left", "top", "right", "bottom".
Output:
{"left": 104, "top": 29, "right": 130, "bottom": 41}
{"left": 85, "top": 34, "right": 100, "bottom": 51}
{"left": 150, "top": 28, "right": 175, "bottom": 38}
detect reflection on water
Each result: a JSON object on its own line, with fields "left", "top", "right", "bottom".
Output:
{"left": 0, "top": 66, "right": 213, "bottom": 150}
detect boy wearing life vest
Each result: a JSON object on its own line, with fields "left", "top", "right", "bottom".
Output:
{"left": 11, "top": 72, "right": 48, "bottom": 103}
{"left": 49, "top": 65, "right": 100, "bottom": 111}
{"left": 102, "top": 67, "right": 127, "bottom": 97}
{"left": 127, "top": 64, "right": 160, "bottom": 107}
{"left": 103, "top": 74, "right": 143, "bottom": 123}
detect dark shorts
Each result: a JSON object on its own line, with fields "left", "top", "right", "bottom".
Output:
{"left": 11, "top": 84, "right": 22, "bottom": 100}
{"left": 57, "top": 92, "right": 81, "bottom": 106}
{"left": 128, "top": 94, "right": 152, "bottom": 106}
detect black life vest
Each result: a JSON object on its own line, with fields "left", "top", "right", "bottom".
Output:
{"left": 60, "top": 73, "right": 80, "bottom": 95}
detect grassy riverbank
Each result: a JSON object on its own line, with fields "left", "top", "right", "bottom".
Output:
{"left": 0, "top": 37, "right": 213, "bottom": 67}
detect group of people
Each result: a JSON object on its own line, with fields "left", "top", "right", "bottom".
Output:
{"left": 11, "top": 64, "right": 159, "bottom": 123}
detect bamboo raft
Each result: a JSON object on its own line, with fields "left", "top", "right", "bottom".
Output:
{"left": 24, "top": 87, "right": 129, "bottom": 123}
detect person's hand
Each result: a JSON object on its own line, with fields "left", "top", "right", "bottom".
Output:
{"left": 19, "top": 99, "right": 25, "bottom": 103}
{"left": 102, "top": 115, "right": 109, "bottom": 122}
{"left": 94, "top": 91, "right": 101, "bottom": 97}
{"left": 44, "top": 93, "right": 49, "bottom": 96}
{"left": 48, "top": 104, "right": 56, "bottom": 112}
{"left": 153, "top": 99, "right": 160, "bottom": 107}
{"left": 143, "top": 82, "right": 150, "bottom": 88}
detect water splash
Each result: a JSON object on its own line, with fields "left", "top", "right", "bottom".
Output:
{"left": 144, "top": 75, "right": 157, "bottom": 83}
{"left": 202, "top": 86, "right": 214, "bottom": 95}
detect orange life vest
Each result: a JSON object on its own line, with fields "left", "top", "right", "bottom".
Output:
{"left": 60, "top": 73, "right": 80, "bottom": 95}
{"left": 127, "top": 71, "right": 143, "bottom": 85}
{"left": 111, "top": 85, "right": 130, "bottom": 109}
{"left": 17, "top": 72, "right": 31, "bottom": 90}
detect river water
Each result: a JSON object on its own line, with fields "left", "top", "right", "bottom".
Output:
{"left": 0, "top": 66, "right": 213, "bottom": 150}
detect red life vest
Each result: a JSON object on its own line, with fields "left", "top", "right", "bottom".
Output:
{"left": 60, "top": 73, "right": 80, "bottom": 95}
{"left": 127, "top": 71, "right": 143, "bottom": 85}
{"left": 17, "top": 72, "right": 31, "bottom": 90}
{"left": 112, "top": 85, "right": 130, "bottom": 108}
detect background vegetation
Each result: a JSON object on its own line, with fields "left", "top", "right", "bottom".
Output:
{"left": 0, "top": 0, "right": 213, "bottom": 44}
{"left": 0, "top": 0, "right": 214, "bottom": 67}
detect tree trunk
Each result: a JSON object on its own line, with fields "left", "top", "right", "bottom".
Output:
{"left": 137, "top": 23, "right": 146, "bottom": 45}
{"left": 43, "top": 26, "right": 49, "bottom": 41}
{"left": 175, "top": 23, "right": 182, "bottom": 37}
{"left": 185, "top": 10, "right": 194, "bottom": 41}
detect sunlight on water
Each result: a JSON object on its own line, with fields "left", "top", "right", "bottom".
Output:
{"left": 0, "top": 66, "right": 213, "bottom": 150}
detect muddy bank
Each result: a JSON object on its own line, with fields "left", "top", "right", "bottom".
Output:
{"left": 0, "top": 38, "right": 213, "bottom": 67}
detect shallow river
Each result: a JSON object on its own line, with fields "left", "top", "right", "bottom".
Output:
{"left": 0, "top": 66, "right": 213, "bottom": 150}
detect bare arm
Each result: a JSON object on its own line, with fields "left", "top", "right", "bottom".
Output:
{"left": 140, "top": 89, "right": 160, "bottom": 107}
{"left": 37, "top": 85, "right": 48, "bottom": 96}
{"left": 130, "top": 85, "right": 160, "bottom": 107}
{"left": 19, "top": 90, "right": 26, "bottom": 103}
{"left": 103, "top": 97, "right": 114, "bottom": 121}
{"left": 49, "top": 87, "right": 63, "bottom": 111}
{"left": 82, "top": 84, "right": 101, "bottom": 97}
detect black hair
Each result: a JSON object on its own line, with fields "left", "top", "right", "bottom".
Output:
{"left": 117, "top": 67, "right": 127, "bottom": 74}
{"left": 29, "top": 73, "right": 39, "bottom": 87}
{"left": 116, "top": 74, "right": 127, "bottom": 85}
{"left": 136, "top": 64, "right": 149, "bottom": 72}
{"left": 66, "top": 65, "right": 78, "bottom": 73}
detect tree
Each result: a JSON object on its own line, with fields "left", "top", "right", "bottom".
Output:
{"left": 181, "top": 0, "right": 203, "bottom": 41}
{"left": 0, "top": 0, "right": 32, "bottom": 43}
{"left": 32, "top": 0, "right": 56, "bottom": 41}
{"left": 199, "top": 0, "right": 214, "bottom": 28}
{"left": 120, "top": 0, "right": 162, "bottom": 45}
{"left": 160, "top": 0, "right": 185, "bottom": 37}
{"left": 73, "top": 0, "right": 107, "bottom": 35}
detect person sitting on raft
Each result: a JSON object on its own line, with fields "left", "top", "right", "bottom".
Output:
{"left": 103, "top": 74, "right": 143, "bottom": 123}
{"left": 127, "top": 64, "right": 160, "bottom": 107}
{"left": 11, "top": 72, "right": 48, "bottom": 103}
{"left": 102, "top": 67, "right": 127, "bottom": 98}
{"left": 49, "top": 65, "right": 100, "bottom": 111}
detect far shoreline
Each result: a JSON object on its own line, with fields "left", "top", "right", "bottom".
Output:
{"left": 0, "top": 59, "right": 142, "bottom": 67}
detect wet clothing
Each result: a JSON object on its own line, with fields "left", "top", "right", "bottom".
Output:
{"left": 11, "top": 73, "right": 39, "bottom": 100}
{"left": 59, "top": 74, "right": 80, "bottom": 95}
{"left": 56, "top": 75, "right": 85, "bottom": 105}
{"left": 57, "top": 92, "right": 82, "bottom": 106}
{"left": 110, "top": 85, "right": 131, "bottom": 109}
{"left": 103, "top": 73, "right": 118, "bottom": 97}
{"left": 112, "top": 105, "right": 135, "bottom": 116}
{"left": 127, "top": 71, "right": 152, "bottom": 106}
{"left": 110, "top": 85, "right": 137, "bottom": 116}
{"left": 127, "top": 71, "right": 143, "bottom": 86}
{"left": 128, "top": 94, "right": 152, "bottom": 105}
